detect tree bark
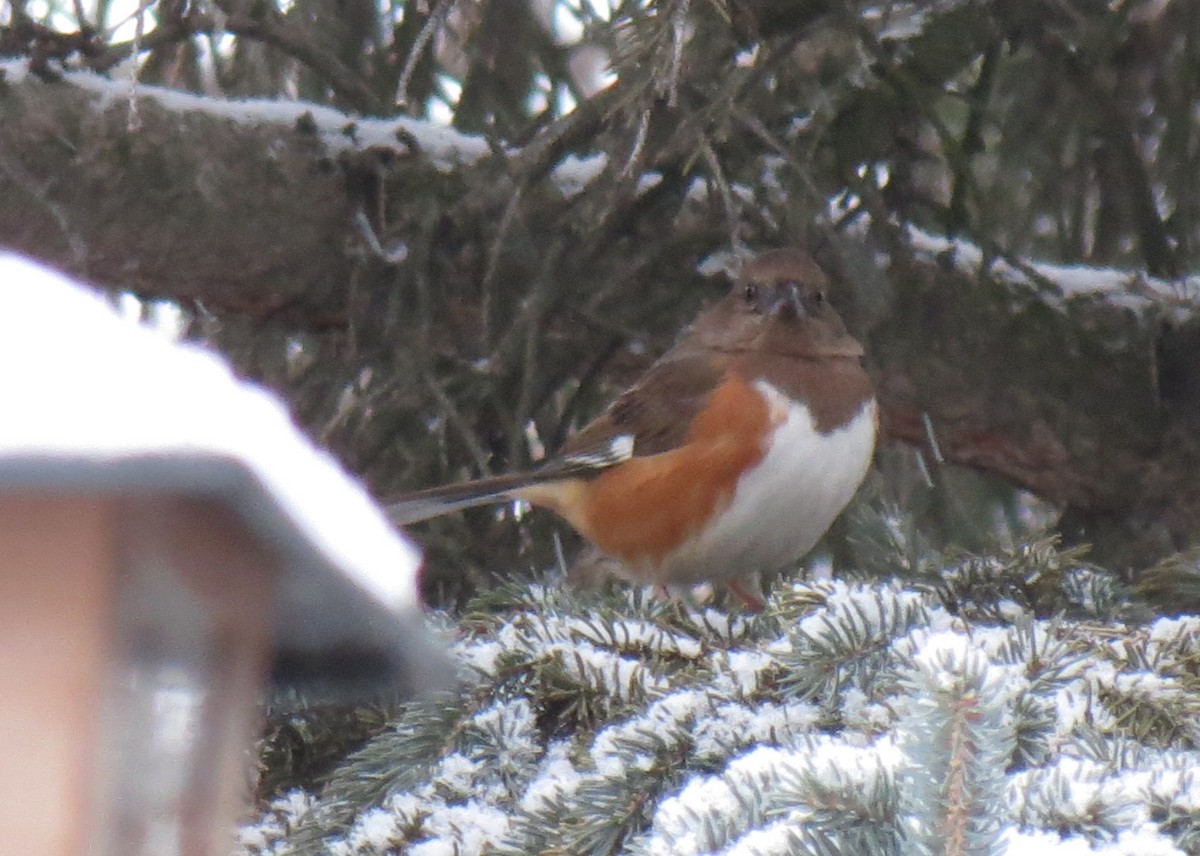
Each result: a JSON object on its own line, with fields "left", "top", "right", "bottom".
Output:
{"left": 0, "top": 64, "right": 358, "bottom": 319}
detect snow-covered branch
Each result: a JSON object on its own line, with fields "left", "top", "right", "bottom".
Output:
{"left": 240, "top": 557, "right": 1200, "bottom": 855}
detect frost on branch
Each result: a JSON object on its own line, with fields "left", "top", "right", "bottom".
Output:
{"left": 240, "top": 534, "right": 1200, "bottom": 856}
{"left": 895, "top": 634, "right": 1017, "bottom": 856}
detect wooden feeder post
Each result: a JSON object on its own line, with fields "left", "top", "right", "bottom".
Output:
{"left": 0, "top": 494, "right": 282, "bottom": 856}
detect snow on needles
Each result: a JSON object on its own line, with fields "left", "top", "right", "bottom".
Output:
{"left": 239, "top": 573, "right": 1200, "bottom": 854}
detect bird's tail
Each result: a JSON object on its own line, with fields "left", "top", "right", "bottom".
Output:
{"left": 384, "top": 473, "right": 546, "bottom": 525}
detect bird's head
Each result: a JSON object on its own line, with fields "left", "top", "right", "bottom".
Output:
{"left": 691, "top": 248, "right": 864, "bottom": 358}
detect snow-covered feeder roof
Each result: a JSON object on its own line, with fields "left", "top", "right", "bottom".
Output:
{"left": 0, "top": 253, "right": 440, "bottom": 696}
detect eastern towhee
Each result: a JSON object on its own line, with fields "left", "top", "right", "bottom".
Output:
{"left": 386, "top": 248, "right": 877, "bottom": 609}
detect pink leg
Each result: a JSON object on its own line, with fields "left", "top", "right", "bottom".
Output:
{"left": 728, "top": 578, "right": 766, "bottom": 612}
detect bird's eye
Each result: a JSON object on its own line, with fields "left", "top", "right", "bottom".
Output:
{"left": 811, "top": 289, "right": 826, "bottom": 304}
{"left": 743, "top": 284, "right": 759, "bottom": 303}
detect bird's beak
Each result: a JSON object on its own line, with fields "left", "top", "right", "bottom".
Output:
{"left": 770, "top": 281, "right": 805, "bottom": 320}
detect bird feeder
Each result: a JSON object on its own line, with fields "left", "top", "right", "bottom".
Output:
{"left": 0, "top": 254, "right": 440, "bottom": 856}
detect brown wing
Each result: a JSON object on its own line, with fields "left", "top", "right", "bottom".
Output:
{"left": 386, "top": 354, "right": 726, "bottom": 523}
{"left": 540, "top": 352, "right": 725, "bottom": 478}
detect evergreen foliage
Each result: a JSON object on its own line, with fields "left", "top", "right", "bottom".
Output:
{"left": 238, "top": 508, "right": 1200, "bottom": 855}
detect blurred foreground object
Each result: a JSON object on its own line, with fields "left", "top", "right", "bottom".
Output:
{"left": 0, "top": 254, "right": 441, "bottom": 856}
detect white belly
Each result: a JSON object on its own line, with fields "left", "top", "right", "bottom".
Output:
{"left": 657, "top": 382, "right": 877, "bottom": 584}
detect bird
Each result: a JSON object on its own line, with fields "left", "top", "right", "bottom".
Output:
{"left": 385, "top": 248, "right": 877, "bottom": 609}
